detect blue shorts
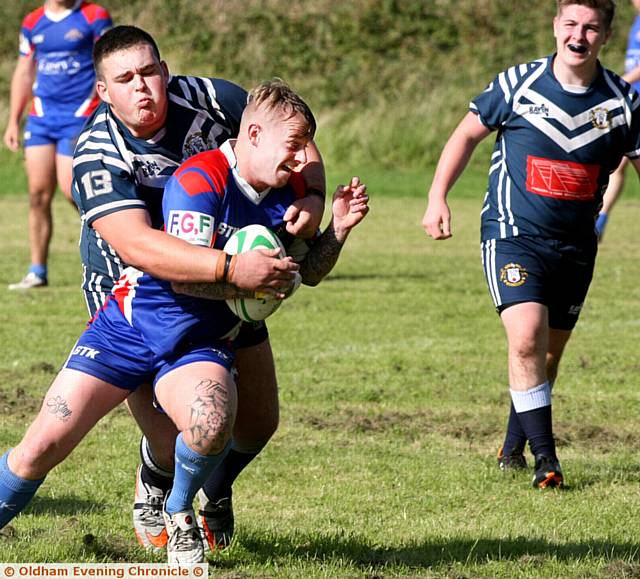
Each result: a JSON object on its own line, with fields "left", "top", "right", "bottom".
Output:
{"left": 64, "top": 305, "right": 235, "bottom": 391}
{"left": 24, "top": 115, "right": 86, "bottom": 157}
{"left": 83, "top": 288, "right": 269, "bottom": 348}
{"left": 481, "top": 236, "right": 597, "bottom": 330}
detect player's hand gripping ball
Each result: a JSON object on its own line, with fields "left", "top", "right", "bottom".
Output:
{"left": 224, "top": 224, "right": 300, "bottom": 321}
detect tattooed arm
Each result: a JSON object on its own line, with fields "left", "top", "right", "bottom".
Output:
{"left": 172, "top": 248, "right": 298, "bottom": 300}
{"left": 171, "top": 281, "right": 252, "bottom": 300}
{"left": 299, "top": 177, "right": 369, "bottom": 287}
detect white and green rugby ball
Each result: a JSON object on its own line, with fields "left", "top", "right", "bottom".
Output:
{"left": 224, "top": 224, "right": 290, "bottom": 322}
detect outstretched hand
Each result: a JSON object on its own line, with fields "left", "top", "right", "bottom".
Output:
{"left": 331, "top": 176, "right": 369, "bottom": 243}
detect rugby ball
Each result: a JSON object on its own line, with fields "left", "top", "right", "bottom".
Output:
{"left": 224, "top": 225, "right": 288, "bottom": 322}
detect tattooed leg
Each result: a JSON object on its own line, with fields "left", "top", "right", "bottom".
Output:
{"left": 155, "top": 363, "right": 238, "bottom": 515}
{"left": 8, "top": 369, "right": 129, "bottom": 480}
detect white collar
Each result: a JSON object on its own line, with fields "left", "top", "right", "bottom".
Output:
{"left": 219, "top": 140, "right": 271, "bottom": 205}
{"left": 45, "top": 1, "right": 81, "bottom": 22}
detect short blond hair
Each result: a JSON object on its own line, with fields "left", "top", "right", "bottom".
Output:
{"left": 556, "top": 0, "right": 616, "bottom": 30}
{"left": 247, "top": 79, "right": 316, "bottom": 140}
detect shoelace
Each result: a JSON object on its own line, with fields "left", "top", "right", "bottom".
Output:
{"left": 170, "top": 523, "right": 200, "bottom": 551}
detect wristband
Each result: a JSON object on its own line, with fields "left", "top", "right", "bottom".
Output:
{"left": 223, "top": 253, "right": 234, "bottom": 282}
{"left": 214, "top": 251, "right": 227, "bottom": 282}
{"left": 214, "top": 252, "right": 237, "bottom": 283}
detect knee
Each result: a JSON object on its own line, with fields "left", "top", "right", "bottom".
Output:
{"left": 509, "top": 328, "right": 546, "bottom": 362}
{"left": 28, "top": 187, "right": 53, "bottom": 210}
{"left": 184, "top": 408, "right": 236, "bottom": 456}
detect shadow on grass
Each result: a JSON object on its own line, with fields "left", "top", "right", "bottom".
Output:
{"left": 27, "top": 494, "right": 106, "bottom": 516}
{"left": 215, "top": 532, "right": 640, "bottom": 571}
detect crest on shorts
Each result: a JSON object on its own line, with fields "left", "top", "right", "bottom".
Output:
{"left": 500, "top": 263, "right": 528, "bottom": 287}
{"left": 589, "top": 107, "right": 609, "bottom": 129}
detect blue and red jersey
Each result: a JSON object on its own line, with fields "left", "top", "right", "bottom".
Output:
{"left": 471, "top": 55, "right": 640, "bottom": 242}
{"left": 104, "top": 140, "right": 306, "bottom": 358}
{"left": 19, "top": 1, "right": 112, "bottom": 119}
{"left": 625, "top": 14, "right": 640, "bottom": 93}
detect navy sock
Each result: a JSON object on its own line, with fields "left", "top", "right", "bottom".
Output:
{"left": 510, "top": 382, "right": 556, "bottom": 458}
{"left": 201, "top": 449, "right": 259, "bottom": 502}
{"left": 502, "top": 402, "right": 528, "bottom": 455}
{"left": 165, "top": 434, "right": 230, "bottom": 515}
{"left": 139, "top": 437, "right": 174, "bottom": 492}
{"left": 0, "top": 450, "right": 45, "bottom": 529}
{"left": 517, "top": 405, "right": 556, "bottom": 458}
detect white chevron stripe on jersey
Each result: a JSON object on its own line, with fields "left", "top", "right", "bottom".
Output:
{"left": 512, "top": 60, "right": 549, "bottom": 106}
{"left": 517, "top": 91, "right": 626, "bottom": 131}
{"left": 602, "top": 69, "right": 635, "bottom": 126}
{"left": 73, "top": 152, "right": 131, "bottom": 172}
{"left": 202, "top": 78, "right": 225, "bottom": 116}
{"left": 498, "top": 73, "right": 512, "bottom": 103}
{"left": 523, "top": 110, "right": 627, "bottom": 153}
{"left": 77, "top": 140, "right": 119, "bottom": 154}
{"left": 186, "top": 76, "right": 209, "bottom": 111}
{"left": 84, "top": 199, "right": 146, "bottom": 222}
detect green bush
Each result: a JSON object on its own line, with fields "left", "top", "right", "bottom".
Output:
{"left": 0, "top": 0, "right": 634, "bottom": 169}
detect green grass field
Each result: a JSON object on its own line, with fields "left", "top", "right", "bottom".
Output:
{"left": 1, "top": 170, "right": 640, "bottom": 577}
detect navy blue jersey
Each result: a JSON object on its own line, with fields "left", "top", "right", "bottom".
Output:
{"left": 472, "top": 55, "right": 640, "bottom": 242}
{"left": 20, "top": 1, "right": 112, "bottom": 119}
{"left": 72, "top": 76, "right": 247, "bottom": 314}
{"left": 107, "top": 141, "right": 306, "bottom": 358}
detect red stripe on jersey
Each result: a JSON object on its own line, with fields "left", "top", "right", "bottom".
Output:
{"left": 81, "top": 95, "right": 101, "bottom": 117}
{"left": 526, "top": 155, "right": 599, "bottom": 201}
{"left": 79, "top": 2, "right": 111, "bottom": 25}
{"left": 175, "top": 150, "right": 230, "bottom": 198}
{"left": 176, "top": 170, "right": 216, "bottom": 198}
{"left": 113, "top": 276, "right": 133, "bottom": 315}
{"left": 22, "top": 7, "right": 46, "bottom": 31}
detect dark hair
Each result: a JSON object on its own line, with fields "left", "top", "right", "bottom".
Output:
{"left": 556, "top": 0, "right": 616, "bottom": 30}
{"left": 93, "top": 25, "right": 162, "bottom": 78}
{"left": 247, "top": 79, "right": 316, "bottom": 140}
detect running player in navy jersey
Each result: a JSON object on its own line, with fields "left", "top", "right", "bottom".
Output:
{"left": 5, "top": 0, "right": 112, "bottom": 290}
{"left": 596, "top": 0, "right": 640, "bottom": 239}
{"left": 72, "top": 26, "right": 327, "bottom": 552}
{"left": 0, "top": 79, "right": 369, "bottom": 563}
{"left": 423, "top": 0, "right": 640, "bottom": 488}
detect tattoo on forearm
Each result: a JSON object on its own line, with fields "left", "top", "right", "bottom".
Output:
{"left": 299, "top": 223, "right": 343, "bottom": 285}
{"left": 172, "top": 281, "right": 253, "bottom": 300}
{"left": 187, "top": 379, "right": 232, "bottom": 452}
{"left": 46, "top": 395, "right": 72, "bottom": 422}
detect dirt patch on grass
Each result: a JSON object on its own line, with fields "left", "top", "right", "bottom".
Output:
{"left": 299, "top": 407, "right": 634, "bottom": 453}
{"left": 299, "top": 407, "right": 503, "bottom": 442}
{"left": 0, "top": 385, "right": 42, "bottom": 418}
{"left": 555, "top": 423, "right": 636, "bottom": 450}
{"left": 600, "top": 561, "right": 640, "bottom": 578}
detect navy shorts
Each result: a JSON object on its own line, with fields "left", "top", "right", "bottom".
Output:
{"left": 64, "top": 306, "right": 235, "bottom": 391}
{"left": 481, "top": 236, "right": 597, "bottom": 330}
{"left": 24, "top": 115, "right": 85, "bottom": 156}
